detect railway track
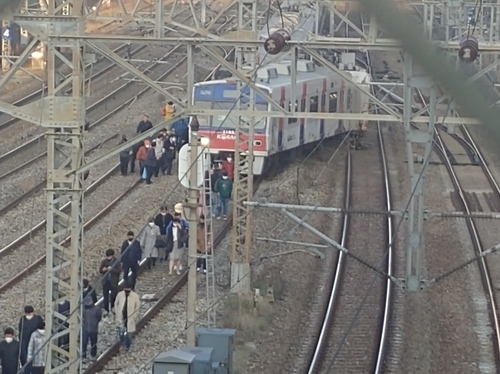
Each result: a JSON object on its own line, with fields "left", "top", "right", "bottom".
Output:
{"left": 384, "top": 81, "right": 500, "bottom": 370}
{"left": 0, "top": 9, "right": 195, "bottom": 175}
{"left": 86, "top": 182, "right": 260, "bottom": 374}
{"left": 302, "top": 11, "right": 393, "bottom": 371}
{"left": 0, "top": 11, "right": 235, "bottom": 212}
{"left": 0, "top": 15, "right": 235, "bottom": 298}
{"left": 305, "top": 121, "right": 392, "bottom": 373}
{"left": 429, "top": 109, "right": 500, "bottom": 370}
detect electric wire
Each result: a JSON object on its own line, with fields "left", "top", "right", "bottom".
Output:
{"left": 127, "top": 140, "right": 343, "bottom": 374}
{"left": 324, "top": 57, "right": 455, "bottom": 372}
{"left": 40, "top": 5, "right": 320, "bottom": 369}
{"left": 22, "top": 0, "right": 492, "bottom": 368}
{"left": 16, "top": 81, "right": 47, "bottom": 373}
{"left": 16, "top": 45, "right": 271, "bottom": 372}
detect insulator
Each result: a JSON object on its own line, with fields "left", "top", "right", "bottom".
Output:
{"left": 263, "top": 29, "right": 291, "bottom": 55}
{"left": 458, "top": 36, "right": 479, "bottom": 63}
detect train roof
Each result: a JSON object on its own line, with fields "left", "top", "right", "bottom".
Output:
{"left": 196, "top": 57, "right": 370, "bottom": 93}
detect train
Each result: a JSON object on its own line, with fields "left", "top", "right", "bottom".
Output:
{"left": 189, "top": 1, "right": 371, "bottom": 175}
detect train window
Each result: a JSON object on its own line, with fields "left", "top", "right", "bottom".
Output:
{"left": 329, "top": 92, "right": 338, "bottom": 113}
{"left": 346, "top": 89, "right": 352, "bottom": 109}
{"left": 310, "top": 96, "right": 319, "bottom": 112}
{"left": 321, "top": 94, "right": 326, "bottom": 111}
{"left": 288, "top": 100, "right": 298, "bottom": 124}
{"left": 301, "top": 98, "right": 306, "bottom": 112}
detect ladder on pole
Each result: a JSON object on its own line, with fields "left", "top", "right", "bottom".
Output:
{"left": 203, "top": 156, "right": 217, "bottom": 327}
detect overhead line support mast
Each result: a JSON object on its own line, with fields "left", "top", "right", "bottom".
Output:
{"left": 230, "top": 0, "right": 258, "bottom": 294}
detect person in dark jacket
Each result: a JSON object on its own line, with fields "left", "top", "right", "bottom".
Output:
{"left": 171, "top": 118, "right": 189, "bottom": 151}
{"left": 215, "top": 171, "right": 233, "bottom": 220}
{"left": 205, "top": 164, "right": 221, "bottom": 218}
{"left": 130, "top": 142, "right": 141, "bottom": 174}
{"left": 18, "top": 306, "right": 43, "bottom": 374}
{"left": 165, "top": 212, "right": 189, "bottom": 263}
{"left": 162, "top": 135, "right": 176, "bottom": 175}
{"left": 119, "top": 135, "right": 130, "bottom": 176}
{"left": 57, "top": 300, "right": 70, "bottom": 349}
{"left": 81, "top": 297, "right": 102, "bottom": 362}
{"left": 136, "top": 115, "right": 153, "bottom": 134}
{"left": 0, "top": 327, "right": 20, "bottom": 374}
{"left": 154, "top": 206, "right": 173, "bottom": 261}
{"left": 99, "top": 249, "right": 122, "bottom": 316}
{"left": 120, "top": 231, "right": 142, "bottom": 290}
{"left": 144, "top": 141, "right": 157, "bottom": 185}
{"left": 83, "top": 278, "right": 98, "bottom": 304}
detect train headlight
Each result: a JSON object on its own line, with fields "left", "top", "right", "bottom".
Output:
{"left": 200, "top": 137, "right": 210, "bottom": 148}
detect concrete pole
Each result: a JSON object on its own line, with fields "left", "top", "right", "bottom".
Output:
{"left": 186, "top": 116, "right": 200, "bottom": 346}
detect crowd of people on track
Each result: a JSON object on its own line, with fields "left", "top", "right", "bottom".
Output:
{"left": 0, "top": 111, "right": 237, "bottom": 374}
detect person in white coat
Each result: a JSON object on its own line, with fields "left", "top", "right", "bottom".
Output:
{"left": 140, "top": 217, "right": 160, "bottom": 270}
{"left": 114, "top": 282, "right": 140, "bottom": 352}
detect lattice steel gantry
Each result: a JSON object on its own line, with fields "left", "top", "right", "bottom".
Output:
{"left": 1, "top": 0, "right": 87, "bottom": 371}
{"left": 0, "top": 6, "right": 498, "bottom": 372}
{"left": 229, "top": 0, "right": 258, "bottom": 294}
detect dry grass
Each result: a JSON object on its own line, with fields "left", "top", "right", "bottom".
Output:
{"left": 222, "top": 294, "right": 274, "bottom": 344}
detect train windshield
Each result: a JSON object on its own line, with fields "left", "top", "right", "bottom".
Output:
{"left": 194, "top": 101, "right": 268, "bottom": 130}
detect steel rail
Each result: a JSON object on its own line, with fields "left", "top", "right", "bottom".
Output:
{"left": 87, "top": 177, "right": 259, "bottom": 374}
{"left": 0, "top": 170, "right": 141, "bottom": 294}
{"left": 85, "top": 41, "right": 239, "bottom": 374}
{"left": 306, "top": 138, "right": 351, "bottom": 374}
{"left": 419, "top": 91, "right": 500, "bottom": 367}
{"left": 0, "top": 12, "right": 229, "bottom": 206}
{"left": 460, "top": 126, "right": 500, "bottom": 193}
{"left": 0, "top": 44, "right": 140, "bottom": 131}
{"left": 0, "top": 133, "right": 118, "bottom": 214}
{"left": 368, "top": 47, "right": 394, "bottom": 373}
{"left": 0, "top": 43, "right": 210, "bottom": 288}
{"left": 0, "top": 15, "right": 234, "bottom": 296}
{"left": 374, "top": 119, "right": 394, "bottom": 373}
{"left": 307, "top": 11, "right": 393, "bottom": 368}
{"left": 0, "top": 6, "right": 192, "bottom": 132}
{"left": 0, "top": 44, "right": 215, "bottom": 284}
{"left": 87, "top": 49, "right": 237, "bottom": 297}
{"left": 0, "top": 12, "right": 195, "bottom": 165}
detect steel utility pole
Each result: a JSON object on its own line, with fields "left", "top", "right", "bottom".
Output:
{"left": 230, "top": 0, "right": 258, "bottom": 294}
{"left": 186, "top": 116, "right": 200, "bottom": 346}
{"left": 45, "top": 0, "right": 85, "bottom": 371}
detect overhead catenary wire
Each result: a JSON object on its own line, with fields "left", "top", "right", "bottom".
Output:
{"left": 323, "top": 42, "right": 455, "bottom": 371}
{"left": 128, "top": 142, "right": 343, "bottom": 374}
{"left": 32, "top": 4, "right": 319, "bottom": 364}
{"left": 23, "top": 1, "right": 500, "bottom": 368}
{"left": 18, "top": 47, "right": 271, "bottom": 372}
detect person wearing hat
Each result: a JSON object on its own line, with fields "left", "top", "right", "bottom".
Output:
{"left": 0, "top": 327, "right": 20, "bottom": 374}
{"left": 165, "top": 210, "right": 189, "bottom": 275}
{"left": 82, "top": 297, "right": 102, "bottom": 363}
{"left": 99, "top": 249, "right": 122, "bottom": 317}
{"left": 27, "top": 319, "right": 46, "bottom": 374}
{"left": 114, "top": 282, "right": 141, "bottom": 352}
